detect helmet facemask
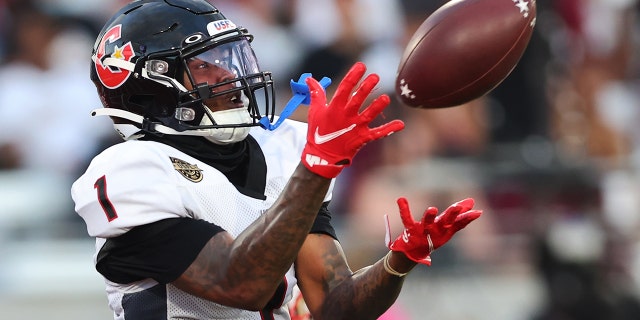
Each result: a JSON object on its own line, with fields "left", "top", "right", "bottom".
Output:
{"left": 142, "top": 30, "right": 275, "bottom": 144}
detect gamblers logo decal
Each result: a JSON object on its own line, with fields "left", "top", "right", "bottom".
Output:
{"left": 94, "top": 24, "right": 135, "bottom": 89}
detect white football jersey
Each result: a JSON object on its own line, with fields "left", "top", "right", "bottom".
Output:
{"left": 71, "top": 118, "right": 334, "bottom": 320}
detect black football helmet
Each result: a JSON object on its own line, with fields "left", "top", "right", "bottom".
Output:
{"left": 90, "top": 0, "right": 275, "bottom": 143}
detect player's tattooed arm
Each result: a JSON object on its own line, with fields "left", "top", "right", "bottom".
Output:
{"left": 296, "top": 234, "right": 416, "bottom": 320}
{"left": 173, "top": 163, "right": 331, "bottom": 311}
{"left": 173, "top": 62, "right": 403, "bottom": 311}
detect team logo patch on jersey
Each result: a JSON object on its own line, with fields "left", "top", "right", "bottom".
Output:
{"left": 170, "top": 157, "right": 203, "bottom": 183}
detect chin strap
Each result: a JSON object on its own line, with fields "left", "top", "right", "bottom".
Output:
{"left": 92, "top": 108, "right": 213, "bottom": 137}
{"left": 259, "top": 73, "right": 331, "bottom": 131}
{"left": 94, "top": 73, "right": 331, "bottom": 136}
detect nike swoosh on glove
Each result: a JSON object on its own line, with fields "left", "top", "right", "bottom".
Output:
{"left": 302, "top": 62, "right": 405, "bottom": 178}
{"left": 385, "top": 197, "right": 482, "bottom": 265}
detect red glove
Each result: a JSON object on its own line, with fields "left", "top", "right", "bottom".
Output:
{"left": 385, "top": 197, "right": 482, "bottom": 265}
{"left": 302, "top": 62, "right": 405, "bottom": 178}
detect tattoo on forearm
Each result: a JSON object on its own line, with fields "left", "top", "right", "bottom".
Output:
{"left": 321, "top": 255, "right": 404, "bottom": 319}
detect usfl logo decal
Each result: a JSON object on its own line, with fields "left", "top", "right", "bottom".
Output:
{"left": 94, "top": 24, "right": 135, "bottom": 89}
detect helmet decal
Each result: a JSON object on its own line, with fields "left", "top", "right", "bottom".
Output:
{"left": 206, "top": 19, "right": 237, "bottom": 36}
{"left": 94, "top": 24, "right": 136, "bottom": 89}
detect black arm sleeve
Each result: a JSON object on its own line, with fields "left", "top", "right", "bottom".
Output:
{"left": 310, "top": 202, "right": 338, "bottom": 241}
{"left": 96, "top": 218, "right": 224, "bottom": 284}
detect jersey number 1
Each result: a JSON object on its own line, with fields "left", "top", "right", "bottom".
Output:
{"left": 94, "top": 175, "right": 118, "bottom": 221}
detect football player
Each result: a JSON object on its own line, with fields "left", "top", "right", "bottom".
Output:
{"left": 71, "top": 0, "right": 482, "bottom": 319}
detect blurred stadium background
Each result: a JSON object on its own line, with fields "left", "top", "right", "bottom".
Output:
{"left": 2, "top": 0, "right": 640, "bottom": 319}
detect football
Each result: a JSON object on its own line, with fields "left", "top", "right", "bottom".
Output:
{"left": 395, "top": 0, "right": 537, "bottom": 109}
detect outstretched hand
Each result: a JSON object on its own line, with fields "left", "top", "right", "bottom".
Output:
{"left": 386, "top": 197, "right": 482, "bottom": 265}
{"left": 301, "top": 62, "right": 405, "bottom": 178}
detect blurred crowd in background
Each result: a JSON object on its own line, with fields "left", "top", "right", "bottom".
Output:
{"left": 1, "top": 0, "right": 640, "bottom": 319}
